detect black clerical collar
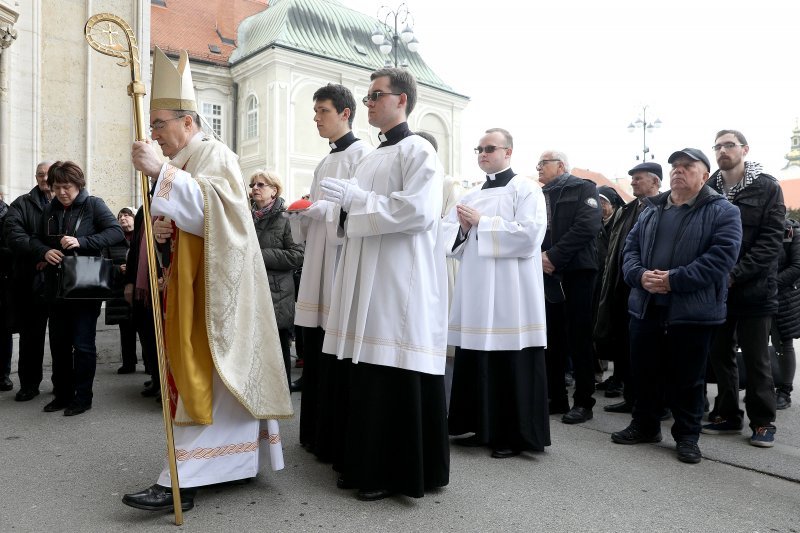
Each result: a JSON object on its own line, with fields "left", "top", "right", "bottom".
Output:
{"left": 329, "top": 131, "right": 358, "bottom": 153}
{"left": 378, "top": 122, "right": 412, "bottom": 147}
{"left": 482, "top": 168, "right": 516, "bottom": 189}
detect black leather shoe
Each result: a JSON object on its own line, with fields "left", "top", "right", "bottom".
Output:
{"left": 336, "top": 476, "right": 355, "bottom": 489}
{"left": 490, "top": 448, "right": 520, "bottom": 459}
{"left": 141, "top": 383, "right": 160, "bottom": 397}
{"left": 43, "top": 398, "right": 70, "bottom": 412}
{"left": 289, "top": 378, "right": 303, "bottom": 393}
{"left": 676, "top": 440, "right": 702, "bottom": 464}
{"left": 0, "top": 377, "right": 12, "bottom": 391}
{"left": 452, "top": 434, "right": 485, "bottom": 447}
{"left": 117, "top": 366, "right": 136, "bottom": 375}
{"left": 604, "top": 400, "right": 634, "bottom": 413}
{"left": 143, "top": 380, "right": 152, "bottom": 388}
{"left": 15, "top": 388, "right": 39, "bottom": 402}
{"left": 611, "top": 425, "right": 662, "bottom": 445}
{"left": 122, "top": 484, "right": 195, "bottom": 512}
{"left": 356, "top": 488, "right": 392, "bottom": 501}
{"left": 562, "top": 406, "right": 593, "bottom": 424}
{"left": 64, "top": 403, "right": 92, "bottom": 416}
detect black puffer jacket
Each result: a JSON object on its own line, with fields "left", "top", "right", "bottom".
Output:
{"left": 774, "top": 218, "right": 800, "bottom": 339}
{"left": 709, "top": 170, "right": 785, "bottom": 316}
{"left": 253, "top": 197, "right": 304, "bottom": 330}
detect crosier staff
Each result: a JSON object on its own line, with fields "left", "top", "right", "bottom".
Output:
{"left": 84, "top": 13, "right": 183, "bottom": 525}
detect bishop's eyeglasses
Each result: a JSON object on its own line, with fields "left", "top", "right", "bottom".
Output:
{"left": 474, "top": 145, "right": 508, "bottom": 154}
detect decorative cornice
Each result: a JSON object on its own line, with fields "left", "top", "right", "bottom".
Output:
{"left": 0, "top": 1, "right": 19, "bottom": 50}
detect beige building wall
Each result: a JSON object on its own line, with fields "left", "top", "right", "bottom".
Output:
{"left": 4, "top": 0, "right": 149, "bottom": 214}
{"left": 230, "top": 47, "right": 467, "bottom": 203}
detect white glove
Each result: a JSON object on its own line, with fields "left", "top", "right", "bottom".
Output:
{"left": 319, "top": 177, "right": 367, "bottom": 211}
{"left": 304, "top": 200, "right": 332, "bottom": 220}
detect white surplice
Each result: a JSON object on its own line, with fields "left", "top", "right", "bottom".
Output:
{"left": 322, "top": 135, "right": 448, "bottom": 375}
{"left": 444, "top": 175, "right": 548, "bottom": 351}
{"left": 291, "top": 140, "right": 373, "bottom": 329}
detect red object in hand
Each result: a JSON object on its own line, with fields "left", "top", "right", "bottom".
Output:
{"left": 287, "top": 198, "right": 313, "bottom": 211}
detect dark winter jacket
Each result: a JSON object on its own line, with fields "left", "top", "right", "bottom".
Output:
{"left": 709, "top": 170, "right": 785, "bottom": 316}
{"left": 253, "top": 197, "right": 304, "bottom": 330}
{"left": 623, "top": 185, "right": 742, "bottom": 326}
{"left": 774, "top": 218, "right": 800, "bottom": 339}
{"left": 104, "top": 231, "right": 132, "bottom": 325}
{"left": 0, "top": 200, "right": 11, "bottom": 328}
{"left": 594, "top": 198, "right": 645, "bottom": 343}
{"left": 4, "top": 187, "right": 50, "bottom": 304}
{"left": 29, "top": 189, "right": 125, "bottom": 297}
{"left": 541, "top": 174, "right": 602, "bottom": 272}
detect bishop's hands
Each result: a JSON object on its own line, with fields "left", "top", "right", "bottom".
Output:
{"left": 641, "top": 269, "right": 671, "bottom": 294}
{"left": 153, "top": 217, "right": 173, "bottom": 244}
{"left": 456, "top": 204, "right": 481, "bottom": 234}
{"left": 131, "top": 140, "right": 164, "bottom": 179}
{"left": 319, "top": 177, "right": 367, "bottom": 212}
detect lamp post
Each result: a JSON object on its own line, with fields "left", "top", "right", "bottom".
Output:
{"left": 371, "top": 3, "right": 419, "bottom": 68}
{"left": 627, "top": 105, "right": 662, "bottom": 161}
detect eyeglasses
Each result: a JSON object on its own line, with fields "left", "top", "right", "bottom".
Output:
{"left": 249, "top": 182, "right": 271, "bottom": 189}
{"left": 536, "top": 159, "right": 561, "bottom": 169}
{"left": 361, "top": 91, "right": 402, "bottom": 105}
{"left": 712, "top": 142, "right": 745, "bottom": 152}
{"left": 474, "top": 145, "right": 508, "bottom": 155}
{"left": 149, "top": 116, "right": 185, "bottom": 134}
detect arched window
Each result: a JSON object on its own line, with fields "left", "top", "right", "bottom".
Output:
{"left": 246, "top": 95, "right": 258, "bottom": 140}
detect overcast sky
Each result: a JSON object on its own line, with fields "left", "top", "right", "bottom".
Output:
{"left": 341, "top": 0, "right": 799, "bottom": 185}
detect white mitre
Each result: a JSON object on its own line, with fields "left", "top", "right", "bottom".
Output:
{"left": 150, "top": 46, "right": 196, "bottom": 112}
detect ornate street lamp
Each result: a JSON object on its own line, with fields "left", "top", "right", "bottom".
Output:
{"left": 627, "top": 105, "right": 662, "bottom": 161}
{"left": 370, "top": 3, "right": 419, "bottom": 68}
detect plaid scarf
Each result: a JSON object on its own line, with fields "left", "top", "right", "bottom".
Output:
{"left": 716, "top": 161, "right": 764, "bottom": 201}
{"left": 252, "top": 198, "right": 276, "bottom": 221}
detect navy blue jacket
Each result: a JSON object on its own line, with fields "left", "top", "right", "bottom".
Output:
{"left": 623, "top": 185, "right": 742, "bottom": 325}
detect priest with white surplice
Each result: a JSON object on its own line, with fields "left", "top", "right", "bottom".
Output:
{"left": 122, "top": 48, "right": 293, "bottom": 513}
{"left": 285, "top": 83, "right": 372, "bottom": 462}
{"left": 446, "top": 128, "right": 550, "bottom": 459}
{"left": 319, "top": 68, "right": 449, "bottom": 501}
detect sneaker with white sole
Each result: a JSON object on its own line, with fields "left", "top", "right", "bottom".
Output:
{"left": 750, "top": 425, "right": 776, "bottom": 448}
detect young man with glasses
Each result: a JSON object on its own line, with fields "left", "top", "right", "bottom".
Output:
{"left": 446, "top": 128, "right": 550, "bottom": 459}
{"left": 284, "top": 83, "right": 372, "bottom": 461}
{"left": 537, "top": 151, "right": 602, "bottom": 424}
{"left": 702, "top": 130, "right": 785, "bottom": 448}
{"left": 319, "top": 68, "right": 449, "bottom": 501}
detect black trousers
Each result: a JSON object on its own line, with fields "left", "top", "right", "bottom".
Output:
{"left": 48, "top": 300, "right": 102, "bottom": 406}
{"left": 278, "top": 328, "right": 292, "bottom": 387}
{"left": 17, "top": 299, "right": 49, "bottom": 391}
{"left": 132, "top": 301, "right": 158, "bottom": 382}
{"left": 630, "top": 306, "right": 712, "bottom": 443}
{"left": 710, "top": 315, "right": 776, "bottom": 429}
{"left": 545, "top": 269, "right": 597, "bottom": 409}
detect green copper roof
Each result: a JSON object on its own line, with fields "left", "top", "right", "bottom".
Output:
{"left": 230, "top": 0, "right": 463, "bottom": 96}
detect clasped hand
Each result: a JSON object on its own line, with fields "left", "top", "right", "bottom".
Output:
{"left": 641, "top": 269, "right": 671, "bottom": 294}
{"left": 456, "top": 204, "right": 480, "bottom": 234}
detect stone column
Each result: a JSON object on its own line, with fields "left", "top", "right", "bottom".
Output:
{"left": 0, "top": 2, "right": 19, "bottom": 197}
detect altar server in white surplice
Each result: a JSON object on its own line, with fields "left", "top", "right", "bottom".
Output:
{"left": 123, "top": 48, "right": 292, "bottom": 513}
{"left": 446, "top": 128, "right": 550, "bottom": 460}
{"left": 285, "top": 83, "right": 372, "bottom": 461}
{"left": 319, "top": 68, "right": 449, "bottom": 501}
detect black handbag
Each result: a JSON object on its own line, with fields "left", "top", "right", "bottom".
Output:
{"left": 57, "top": 252, "right": 115, "bottom": 300}
{"left": 54, "top": 200, "right": 115, "bottom": 300}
